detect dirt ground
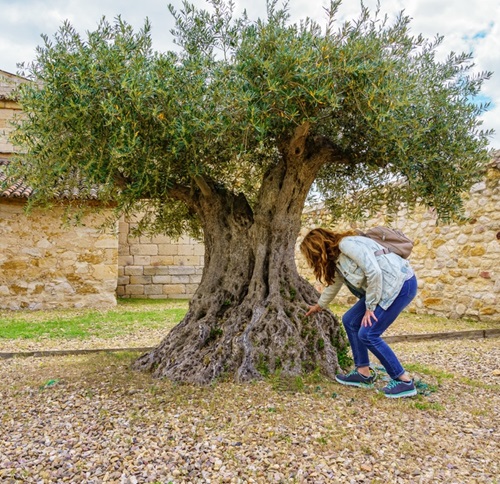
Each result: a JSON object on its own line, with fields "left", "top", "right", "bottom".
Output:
{"left": 1, "top": 335, "right": 498, "bottom": 483}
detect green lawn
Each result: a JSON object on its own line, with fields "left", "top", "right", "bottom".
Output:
{"left": 0, "top": 299, "right": 188, "bottom": 340}
{"left": 0, "top": 298, "right": 497, "bottom": 342}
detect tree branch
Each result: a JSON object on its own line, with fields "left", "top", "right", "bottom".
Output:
{"left": 168, "top": 184, "right": 200, "bottom": 210}
{"left": 309, "top": 135, "right": 354, "bottom": 168}
{"left": 193, "top": 175, "right": 212, "bottom": 197}
{"left": 289, "top": 121, "right": 311, "bottom": 159}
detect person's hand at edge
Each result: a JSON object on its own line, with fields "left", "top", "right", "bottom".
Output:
{"left": 362, "top": 309, "right": 378, "bottom": 327}
{"left": 305, "top": 304, "right": 322, "bottom": 317}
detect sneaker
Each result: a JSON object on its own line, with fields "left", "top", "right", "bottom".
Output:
{"left": 335, "top": 369, "right": 375, "bottom": 388}
{"left": 381, "top": 379, "right": 417, "bottom": 398}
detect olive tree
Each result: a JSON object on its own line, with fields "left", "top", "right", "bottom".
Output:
{"left": 10, "top": 0, "right": 492, "bottom": 383}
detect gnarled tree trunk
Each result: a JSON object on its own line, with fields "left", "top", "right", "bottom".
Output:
{"left": 133, "top": 128, "right": 349, "bottom": 383}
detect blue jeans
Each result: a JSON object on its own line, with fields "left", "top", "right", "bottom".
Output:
{"left": 341, "top": 276, "right": 417, "bottom": 380}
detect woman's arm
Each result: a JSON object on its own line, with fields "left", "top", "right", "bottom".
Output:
{"left": 317, "top": 277, "right": 344, "bottom": 309}
{"left": 305, "top": 277, "right": 343, "bottom": 317}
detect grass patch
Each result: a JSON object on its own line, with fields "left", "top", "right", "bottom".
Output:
{"left": 268, "top": 368, "right": 338, "bottom": 396}
{"left": 0, "top": 299, "right": 188, "bottom": 340}
{"left": 457, "top": 377, "right": 500, "bottom": 391}
{"left": 404, "top": 363, "right": 454, "bottom": 384}
{"left": 2, "top": 299, "right": 496, "bottom": 342}
{"left": 412, "top": 399, "right": 445, "bottom": 412}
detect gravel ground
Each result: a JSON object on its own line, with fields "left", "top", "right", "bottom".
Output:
{"left": 1, "top": 336, "right": 499, "bottom": 483}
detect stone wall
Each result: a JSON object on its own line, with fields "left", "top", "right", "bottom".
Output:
{"left": 297, "top": 157, "right": 500, "bottom": 322}
{"left": 0, "top": 99, "right": 20, "bottom": 155}
{"left": 0, "top": 199, "right": 118, "bottom": 309}
{"left": 117, "top": 216, "right": 204, "bottom": 299}
{"left": 0, "top": 70, "right": 25, "bottom": 155}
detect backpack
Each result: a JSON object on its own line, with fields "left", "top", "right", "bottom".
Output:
{"left": 356, "top": 226, "right": 414, "bottom": 259}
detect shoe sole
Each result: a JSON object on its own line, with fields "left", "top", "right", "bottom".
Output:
{"left": 382, "top": 388, "right": 417, "bottom": 398}
{"left": 335, "top": 376, "right": 374, "bottom": 389}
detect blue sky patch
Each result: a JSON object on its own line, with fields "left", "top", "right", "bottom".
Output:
{"left": 469, "top": 93, "right": 495, "bottom": 110}
{"left": 463, "top": 22, "right": 494, "bottom": 42}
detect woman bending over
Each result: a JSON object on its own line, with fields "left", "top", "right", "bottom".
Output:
{"left": 300, "top": 228, "right": 417, "bottom": 399}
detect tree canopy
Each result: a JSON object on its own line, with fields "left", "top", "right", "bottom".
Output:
{"left": 10, "top": 0, "right": 493, "bottom": 231}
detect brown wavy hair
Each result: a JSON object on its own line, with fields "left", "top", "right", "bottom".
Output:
{"left": 300, "top": 228, "right": 357, "bottom": 285}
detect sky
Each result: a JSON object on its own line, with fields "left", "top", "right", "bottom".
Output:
{"left": 0, "top": 0, "right": 499, "bottom": 148}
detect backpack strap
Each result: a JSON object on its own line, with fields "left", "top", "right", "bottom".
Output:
{"left": 374, "top": 248, "right": 391, "bottom": 257}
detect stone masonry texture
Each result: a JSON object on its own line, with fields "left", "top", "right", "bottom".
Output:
{"left": 0, "top": 199, "right": 118, "bottom": 309}
{"left": 117, "top": 216, "right": 204, "bottom": 300}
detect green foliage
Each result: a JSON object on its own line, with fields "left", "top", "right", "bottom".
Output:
{"left": 9, "top": 0, "right": 493, "bottom": 233}
{"left": 256, "top": 353, "right": 270, "bottom": 377}
{"left": 404, "top": 363, "right": 454, "bottom": 384}
{"left": 269, "top": 368, "right": 335, "bottom": 395}
{"left": 207, "top": 326, "right": 224, "bottom": 342}
{"left": 337, "top": 350, "right": 353, "bottom": 371}
{"left": 412, "top": 400, "right": 445, "bottom": 412}
{"left": 269, "top": 373, "right": 306, "bottom": 393}
{"left": 458, "top": 377, "right": 500, "bottom": 391}
{"left": 331, "top": 324, "right": 353, "bottom": 370}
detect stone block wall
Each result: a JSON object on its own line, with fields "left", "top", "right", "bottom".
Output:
{"left": 0, "top": 100, "right": 20, "bottom": 155}
{"left": 117, "top": 216, "right": 204, "bottom": 299}
{"left": 0, "top": 199, "right": 118, "bottom": 309}
{"left": 297, "top": 158, "right": 500, "bottom": 322}
{"left": 0, "top": 70, "right": 26, "bottom": 155}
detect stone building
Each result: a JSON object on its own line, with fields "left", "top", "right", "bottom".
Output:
{"left": 0, "top": 69, "right": 26, "bottom": 156}
{"left": 0, "top": 188, "right": 118, "bottom": 310}
{"left": 0, "top": 70, "right": 118, "bottom": 309}
{"left": 116, "top": 215, "right": 204, "bottom": 299}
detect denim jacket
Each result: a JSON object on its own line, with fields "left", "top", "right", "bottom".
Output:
{"left": 317, "top": 236, "right": 413, "bottom": 311}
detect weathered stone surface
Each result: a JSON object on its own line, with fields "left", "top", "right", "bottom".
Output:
{"left": 117, "top": 214, "right": 205, "bottom": 299}
{"left": 162, "top": 284, "right": 186, "bottom": 295}
{"left": 129, "top": 275, "right": 152, "bottom": 285}
{"left": 0, "top": 199, "right": 118, "bottom": 309}
{"left": 124, "top": 266, "right": 144, "bottom": 276}
{"left": 125, "top": 284, "right": 145, "bottom": 295}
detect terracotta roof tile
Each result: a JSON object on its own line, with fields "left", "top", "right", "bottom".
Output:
{"left": 0, "top": 158, "right": 100, "bottom": 200}
{"left": 0, "top": 158, "right": 32, "bottom": 198}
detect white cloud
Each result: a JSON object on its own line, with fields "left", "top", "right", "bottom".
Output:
{"left": 0, "top": 0, "right": 498, "bottom": 147}
{"left": 0, "top": 0, "right": 176, "bottom": 73}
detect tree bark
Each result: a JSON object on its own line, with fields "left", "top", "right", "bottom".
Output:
{"left": 133, "top": 130, "right": 349, "bottom": 384}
